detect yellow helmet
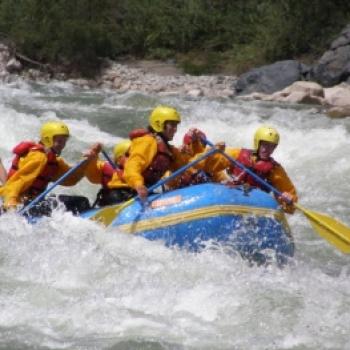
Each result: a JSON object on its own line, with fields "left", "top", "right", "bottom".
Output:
{"left": 113, "top": 139, "right": 131, "bottom": 161}
{"left": 254, "top": 126, "right": 280, "bottom": 150}
{"left": 40, "top": 121, "right": 70, "bottom": 148}
{"left": 149, "top": 106, "right": 181, "bottom": 132}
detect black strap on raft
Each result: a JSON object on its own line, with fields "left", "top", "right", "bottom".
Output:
{"left": 92, "top": 188, "right": 136, "bottom": 208}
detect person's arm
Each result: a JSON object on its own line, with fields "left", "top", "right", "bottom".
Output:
{"left": 268, "top": 164, "right": 298, "bottom": 213}
{"left": 84, "top": 158, "right": 104, "bottom": 184}
{"left": 0, "top": 151, "right": 47, "bottom": 207}
{"left": 54, "top": 143, "right": 102, "bottom": 186}
{"left": 123, "top": 135, "right": 158, "bottom": 189}
{"left": 0, "top": 158, "right": 7, "bottom": 184}
{"left": 180, "top": 147, "right": 240, "bottom": 181}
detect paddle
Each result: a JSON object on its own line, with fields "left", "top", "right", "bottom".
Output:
{"left": 19, "top": 159, "right": 87, "bottom": 215}
{"left": 203, "top": 139, "right": 350, "bottom": 253}
{"left": 90, "top": 146, "right": 219, "bottom": 226}
{"left": 102, "top": 149, "right": 117, "bottom": 169}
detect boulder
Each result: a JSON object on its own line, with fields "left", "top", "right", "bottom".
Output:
{"left": 234, "top": 60, "right": 309, "bottom": 95}
{"left": 6, "top": 57, "right": 22, "bottom": 73}
{"left": 239, "top": 81, "right": 325, "bottom": 105}
{"left": 324, "top": 83, "right": 350, "bottom": 106}
{"left": 281, "top": 91, "right": 324, "bottom": 105}
{"left": 311, "top": 24, "right": 350, "bottom": 86}
{"left": 275, "top": 81, "right": 324, "bottom": 97}
{"left": 327, "top": 105, "right": 350, "bottom": 118}
{"left": 271, "top": 81, "right": 325, "bottom": 104}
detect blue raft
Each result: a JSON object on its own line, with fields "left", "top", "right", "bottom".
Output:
{"left": 82, "top": 183, "right": 294, "bottom": 263}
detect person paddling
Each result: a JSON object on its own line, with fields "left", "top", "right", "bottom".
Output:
{"left": 85, "top": 139, "right": 136, "bottom": 207}
{"left": 123, "top": 106, "right": 207, "bottom": 200}
{"left": 197, "top": 126, "right": 297, "bottom": 213}
{"left": 0, "top": 121, "right": 101, "bottom": 214}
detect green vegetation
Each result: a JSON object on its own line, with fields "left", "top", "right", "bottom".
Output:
{"left": 0, "top": 0, "right": 349, "bottom": 76}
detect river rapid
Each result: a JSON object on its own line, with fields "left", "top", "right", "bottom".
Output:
{"left": 0, "top": 79, "right": 349, "bottom": 350}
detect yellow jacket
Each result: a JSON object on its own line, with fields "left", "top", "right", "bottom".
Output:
{"left": 124, "top": 134, "right": 205, "bottom": 189}
{"left": 84, "top": 159, "right": 129, "bottom": 189}
{"left": 192, "top": 147, "right": 298, "bottom": 212}
{"left": 0, "top": 150, "right": 87, "bottom": 207}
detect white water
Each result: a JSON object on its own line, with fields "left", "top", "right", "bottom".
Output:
{"left": 0, "top": 79, "right": 350, "bottom": 350}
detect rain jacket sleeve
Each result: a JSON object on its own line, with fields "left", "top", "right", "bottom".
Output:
{"left": 84, "top": 158, "right": 105, "bottom": 184}
{"left": 186, "top": 147, "right": 241, "bottom": 182}
{"left": 108, "top": 173, "right": 130, "bottom": 189}
{"left": 85, "top": 158, "right": 130, "bottom": 189}
{"left": 169, "top": 144, "right": 201, "bottom": 172}
{"left": 0, "top": 151, "right": 48, "bottom": 206}
{"left": 268, "top": 165, "right": 297, "bottom": 200}
{"left": 267, "top": 164, "right": 298, "bottom": 213}
{"left": 123, "top": 135, "right": 158, "bottom": 189}
{"left": 162, "top": 144, "right": 200, "bottom": 189}
{"left": 52, "top": 157, "right": 87, "bottom": 186}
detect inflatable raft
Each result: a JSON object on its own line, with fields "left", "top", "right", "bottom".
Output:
{"left": 82, "top": 183, "right": 294, "bottom": 264}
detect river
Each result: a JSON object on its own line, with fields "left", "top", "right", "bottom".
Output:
{"left": 0, "top": 79, "right": 349, "bottom": 350}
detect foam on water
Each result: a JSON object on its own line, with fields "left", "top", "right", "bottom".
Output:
{"left": 0, "top": 80, "right": 349, "bottom": 349}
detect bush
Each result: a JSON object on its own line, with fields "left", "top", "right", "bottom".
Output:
{"left": 0, "top": 0, "right": 349, "bottom": 75}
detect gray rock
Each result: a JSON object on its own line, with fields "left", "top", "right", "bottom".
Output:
{"left": 311, "top": 24, "right": 350, "bottom": 86}
{"left": 234, "top": 60, "right": 309, "bottom": 95}
{"left": 311, "top": 45, "right": 350, "bottom": 86}
{"left": 330, "top": 35, "right": 350, "bottom": 50}
{"left": 340, "top": 24, "right": 350, "bottom": 37}
{"left": 318, "top": 50, "right": 336, "bottom": 64}
{"left": 6, "top": 58, "right": 22, "bottom": 73}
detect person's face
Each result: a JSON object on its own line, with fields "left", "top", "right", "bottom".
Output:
{"left": 162, "top": 121, "right": 178, "bottom": 141}
{"left": 258, "top": 141, "right": 277, "bottom": 160}
{"left": 52, "top": 135, "right": 69, "bottom": 154}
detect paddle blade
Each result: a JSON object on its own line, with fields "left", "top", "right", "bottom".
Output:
{"left": 90, "top": 198, "right": 134, "bottom": 226}
{"left": 295, "top": 204, "right": 350, "bottom": 253}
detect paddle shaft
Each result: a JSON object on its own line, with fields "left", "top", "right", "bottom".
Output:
{"left": 19, "top": 159, "right": 87, "bottom": 215}
{"left": 101, "top": 147, "right": 219, "bottom": 201}
{"left": 90, "top": 146, "right": 219, "bottom": 226}
{"left": 142, "top": 146, "right": 219, "bottom": 196}
{"left": 203, "top": 139, "right": 283, "bottom": 198}
{"left": 200, "top": 139, "right": 350, "bottom": 253}
{"left": 102, "top": 149, "right": 117, "bottom": 169}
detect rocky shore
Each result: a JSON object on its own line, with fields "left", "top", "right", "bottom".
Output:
{"left": 96, "top": 59, "right": 236, "bottom": 99}
{"left": 1, "top": 23, "right": 350, "bottom": 117}
{"left": 0, "top": 44, "right": 236, "bottom": 99}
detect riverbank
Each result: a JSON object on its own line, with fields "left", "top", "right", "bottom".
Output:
{"left": 95, "top": 59, "right": 236, "bottom": 98}
{"left": 1, "top": 41, "right": 350, "bottom": 117}
{"left": 0, "top": 43, "right": 237, "bottom": 99}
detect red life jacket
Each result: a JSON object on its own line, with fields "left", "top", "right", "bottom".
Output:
{"left": 100, "top": 162, "right": 123, "bottom": 188}
{"left": 230, "top": 149, "right": 277, "bottom": 188}
{"left": 8, "top": 141, "right": 59, "bottom": 196}
{"left": 129, "top": 128, "right": 173, "bottom": 186}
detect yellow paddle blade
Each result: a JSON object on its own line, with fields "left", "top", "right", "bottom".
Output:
{"left": 90, "top": 198, "right": 135, "bottom": 226}
{"left": 295, "top": 204, "right": 350, "bottom": 253}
